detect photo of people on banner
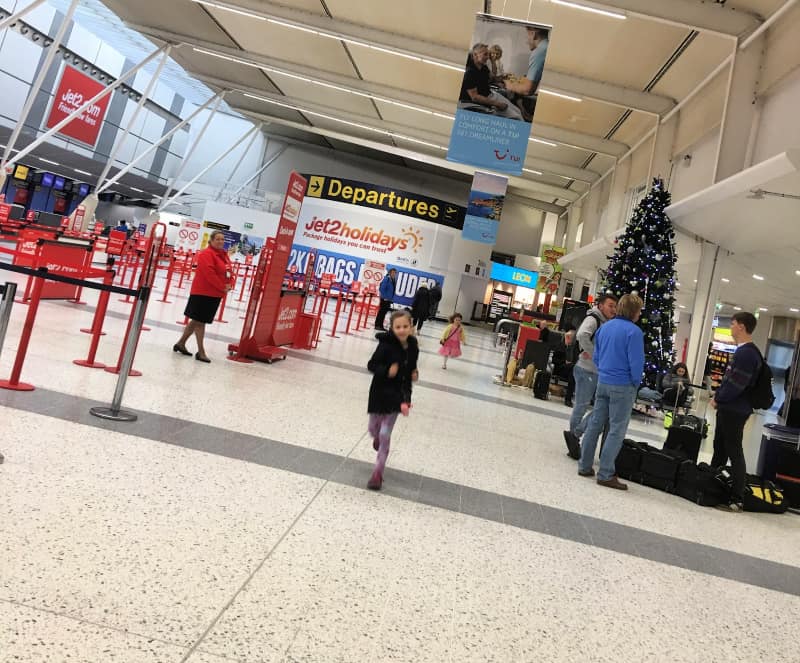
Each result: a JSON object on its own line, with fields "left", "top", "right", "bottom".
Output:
{"left": 536, "top": 244, "right": 566, "bottom": 294}
{"left": 448, "top": 14, "right": 552, "bottom": 175}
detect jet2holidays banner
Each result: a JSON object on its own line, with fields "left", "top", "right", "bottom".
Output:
{"left": 286, "top": 177, "right": 466, "bottom": 306}
{"left": 448, "top": 14, "right": 552, "bottom": 175}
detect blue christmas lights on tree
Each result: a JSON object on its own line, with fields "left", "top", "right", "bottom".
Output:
{"left": 602, "top": 178, "right": 677, "bottom": 380}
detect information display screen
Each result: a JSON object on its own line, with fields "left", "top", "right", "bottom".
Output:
{"left": 53, "top": 176, "right": 65, "bottom": 191}
{"left": 42, "top": 172, "right": 54, "bottom": 188}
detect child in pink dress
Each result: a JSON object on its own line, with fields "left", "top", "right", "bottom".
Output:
{"left": 438, "top": 313, "right": 466, "bottom": 369}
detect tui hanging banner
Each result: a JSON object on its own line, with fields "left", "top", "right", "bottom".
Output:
{"left": 447, "top": 14, "right": 552, "bottom": 175}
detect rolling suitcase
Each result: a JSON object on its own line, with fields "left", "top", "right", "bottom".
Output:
{"left": 533, "top": 369, "right": 551, "bottom": 400}
{"left": 663, "top": 383, "right": 708, "bottom": 463}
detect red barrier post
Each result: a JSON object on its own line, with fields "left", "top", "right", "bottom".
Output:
{"left": 120, "top": 253, "right": 140, "bottom": 303}
{"left": 345, "top": 290, "right": 356, "bottom": 335}
{"left": 327, "top": 290, "right": 343, "bottom": 338}
{"left": 237, "top": 264, "right": 250, "bottom": 302}
{"left": 0, "top": 274, "right": 45, "bottom": 391}
{"left": 73, "top": 271, "right": 114, "bottom": 369}
{"left": 215, "top": 290, "right": 229, "bottom": 324}
{"left": 158, "top": 254, "right": 176, "bottom": 303}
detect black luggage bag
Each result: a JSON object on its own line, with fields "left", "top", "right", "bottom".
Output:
{"left": 533, "top": 369, "right": 550, "bottom": 400}
{"left": 615, "top": 439, "right": 648, "bottom": 483}
{"left": 756, "top": 423, "right": 800, "bottom": 508}
{"left": 640, "top": 447, "right": 686, "bottom": 493}
{"left": 675, "top": 462, "right": 731, "bottom": 507}
{"left": 664, "top": 426, "right": 702, "bottom": 463}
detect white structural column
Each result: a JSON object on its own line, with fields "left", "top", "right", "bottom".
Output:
{"left": 649, "top": 114, "right": 678, "bottom": 183}
{"left": 713, "top": 36, "right": 765, "bottom": 183}
{"left": 565, "top": 203, "right": 582, "bottom": 253}
{"left": 601, "top": 154, "right": 631, "bottom": 237}
{"left": 686, "top": 241, "right": 728, "bottom": 383}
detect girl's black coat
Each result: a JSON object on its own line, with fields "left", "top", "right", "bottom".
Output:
{"left": 367, "top": 332, "right": 419, "bottom": 413}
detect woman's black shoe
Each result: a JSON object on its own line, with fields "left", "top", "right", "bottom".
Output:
{"left": 195, "top": 353, "right": 211, "bottom": 363}
{"left": 173, "top": 344, "right": 191, "bottom": 356}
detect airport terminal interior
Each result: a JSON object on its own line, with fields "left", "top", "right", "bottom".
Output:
{"left": 1, "top": 0, "right": 800, "bottom": 661}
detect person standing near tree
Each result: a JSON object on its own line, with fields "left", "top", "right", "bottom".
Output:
{"left": 577, "top": 294, "right": 645, "bottom": 490}
{"left": 410, "top": 284, "right": 431, "bottom": 332}
{"left": 710, "top": 312, "right": 764, "bottom": 512}
{"left": 563, "top": 294, "right": 617, "bottom": 459}
{"left": 374, "top": 268, "right": 398, "bottom": 330}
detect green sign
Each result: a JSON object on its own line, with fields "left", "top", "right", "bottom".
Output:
{"left": 244, "top": 222, "right": 254, "bottom": 230}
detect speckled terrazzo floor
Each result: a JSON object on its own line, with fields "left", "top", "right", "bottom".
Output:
{"left": 1, "top": 268, "right": 799, "bottom": 662}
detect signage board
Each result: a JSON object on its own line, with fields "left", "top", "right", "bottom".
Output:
{"left": 45, "top": 66, "right": 111, "bottom": 147}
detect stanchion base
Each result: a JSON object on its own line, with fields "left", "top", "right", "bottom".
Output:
{"left": 90, "top": 406, "right": 138, "bottom": 422}
{"left": 227, "top": 355, "right": 254, "bottom": 363}
{"left": 217, "top": 319, "right": 229, "bottom": 324}
{"left": 73, "top": 359, "right": 107, "bottom": 369}
{"left": 158, "top": 299, "right": 173, "bottom": 304}
{"left": 0, "top": 380, "right": 35, "bottom": 391}
{"left": 104, "top": 367, "right": 142, "bottom": 377}
{"left": 142, "top": 326, "right": 151, "bottom": 332}
{"left": 176, "top": 320, "right": 187, "bottom": 325}
{"left": 80, "top": 328, "right": 107, "bottom": 336}
{"left": 72, "top": 300, "right": 87, "bottom": 306}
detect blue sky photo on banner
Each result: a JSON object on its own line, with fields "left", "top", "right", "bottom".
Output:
{"left": 463, "top": 171, "right": 508, "bottom": 244}
{"left": 448, "top": 14, "right": 552, "bottom": 176}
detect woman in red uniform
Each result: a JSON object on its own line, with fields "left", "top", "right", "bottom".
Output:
{"left": 173, "top": 230, "right": 233, "bottom": 362}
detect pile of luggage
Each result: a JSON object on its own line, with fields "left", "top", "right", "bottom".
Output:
{"left": 616, "top": 439, "right": 789, "bottom": 513}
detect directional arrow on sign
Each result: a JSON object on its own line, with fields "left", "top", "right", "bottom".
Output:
{"left": 308, "top": 176, "right": 325, "bottom": 197}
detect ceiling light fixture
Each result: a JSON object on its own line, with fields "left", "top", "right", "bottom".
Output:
{"left": 38, "top": 157, "right": 59, "bottom": 165}
{"left": 539, "top": 89, "right": 583, "bottom": 102}
{"left": 551, "top": 0, "right": 627, "bottom": 20}
{"left": 721, "top": 278, "right": 730, "bottom": 283}
{"left": 796, "top": 270, "right": 800, "bottom": 276}
{"left": 752, "top": 274, "right": 765, "bottom": 281}
{"left": 733, "top": 306, "right": 742, "bottom": 311}
{"left": 531, "top": 137, "right": 558, "bottom": 147}
{"left": 129, "top": 186, "right": 145, "bottom": 193}
{"left": 679, "top": 305, "right": 686, "bottom": 309}
{"left": 790, "top": 308, "right": 799, "bottom": 313}
{"left": 523, "top": 168, "right": 544, "bottom": 176}
{"left": 73, "top": 168, "right": 92, "bottom": 176}
{"left": 759, "top": 307, "right": 768, "bottom": 312}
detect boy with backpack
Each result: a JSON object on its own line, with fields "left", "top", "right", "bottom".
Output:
{"left": 710, "top": 311, "right": 774, "bottom": 512}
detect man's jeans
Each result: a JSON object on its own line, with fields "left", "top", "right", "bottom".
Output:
{"left": 569, "top": 365, "right": 597, "bottom": 436}
{"left": 578, "top": 382, "right": 639, "bottom": 481}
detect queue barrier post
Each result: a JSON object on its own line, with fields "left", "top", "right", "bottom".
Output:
{"left": 91, "top": 286, "right": 151, "bottom": 422}
{"left": 158, "top": 253, "right": 176, "bottom": 303}
{"left": 0, "top": 282, "right": 18, "bottom": 367}
{"left": 215, "top": 290, "right": 229, "bottom": 324}
{"left": 73, "top": 270, "right": 115, "bottom": 369}
{"left": 0, "top": 272, "right": 45, "bottom": 391}
{"left": 327, "top": 290, "right": 343, "bottom": 338}
{"left": 345, "top": 290, "right": 356, "bottom": 335}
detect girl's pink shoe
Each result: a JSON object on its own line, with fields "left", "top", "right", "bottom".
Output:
{"left": 367, "top": 470, "right": 383, "bottom": 490}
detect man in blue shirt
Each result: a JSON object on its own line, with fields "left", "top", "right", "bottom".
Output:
{"left": 503, "top": 27, "right": 549, "bottom": 120}
{"left": 374, "top": 268, "right": 397, "bottom": 330}
{"left": 578, "top": 294, "right": 645, "bottom": 490}
{"left": 710, "top": 311, "right": 763, "bottom": 512}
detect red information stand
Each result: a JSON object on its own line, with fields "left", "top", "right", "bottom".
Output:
{"left": 229, "top": 172, "right": 308, "bottom": 363}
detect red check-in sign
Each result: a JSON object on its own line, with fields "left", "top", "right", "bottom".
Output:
{"left": 46, "top": 66, "right": 110, "bottom": 147}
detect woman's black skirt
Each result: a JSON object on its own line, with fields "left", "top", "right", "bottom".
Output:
{"left": 184, "top": 294, "right": 221, "bottom": 324}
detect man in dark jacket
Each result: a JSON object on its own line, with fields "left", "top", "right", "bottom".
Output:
{"left": 374, "top": 269, "right": 397, "bottom": 330}
{"left": 710, "top": 311, "right": 763, "bottom": 512}
{"left": 429, "top": 283, "right": 442, "bottom": 319}
{"left": 410, "top": 285, "right": 431, "bottom": 331}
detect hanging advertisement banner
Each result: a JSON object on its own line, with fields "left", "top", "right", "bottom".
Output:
{"left": 45, "top": 66, "right": 111, "bottom": 147}
{"left": 462, "top": 171, "right": 508, "bottom": 244}
{"left": 536, "top": 244, "right": 566, "bottom": 293}
{"left": 447, "top": 14, "right": 552, "bottom": 175}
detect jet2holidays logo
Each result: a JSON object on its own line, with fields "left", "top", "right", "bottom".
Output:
{"left": 302, "top": 216, "right": 424, "bottom": 255}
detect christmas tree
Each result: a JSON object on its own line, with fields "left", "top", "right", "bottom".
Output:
{"left": 602, "top": 178, "right": 677, "bottom": 379}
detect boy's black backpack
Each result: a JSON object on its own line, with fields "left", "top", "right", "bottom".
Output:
{"left": 749, "top": 347, "right": 775, "bottom": 411}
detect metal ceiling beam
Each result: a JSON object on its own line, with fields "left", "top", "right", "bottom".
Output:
{"left": 132, "top": 24, "right": 629, "bottom": 156}
{"left": 555, "top": 0, "right": 760, "bottom": 39}
{"left": 130, "top": 19, "right": 674, "bottom": 116}
{"left": 196, "top": 75, "right": 600, "bottom": 183}
{"left": 239, "top": 107, "right": 579, "bottom": 205}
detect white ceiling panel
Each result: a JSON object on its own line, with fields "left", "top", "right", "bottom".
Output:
{"left": 207, "top": 9, "right": 359, "bottom": 77}
{"left": 268, "top": 72, "right": 380, "bottom": 117}
{"left": 324, "top": 0, "right": 481, "bottom": 50}
{"left": 370, "top": 101, "right": 454, "bottom": 139}
{"left": 307, "top": 115, "right": 394, "bottom": 145}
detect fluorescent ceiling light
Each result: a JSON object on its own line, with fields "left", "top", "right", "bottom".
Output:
{"left": 73, "top": 168, "right": 92, "bottom": 176}
{"left": 752, "top": 274, "right": 765, "bottom": 281}
{"left": 721, "top": 278, "right": 730, "bottom": 283}
{"left": 759, "top": 307, "right": 768, "bottom": 312}
{"left": 194, "top": 0, "right": 266, "bottom": 20}
{"left": 551, "top": 0, "right": 627, "bottom": 20}
{"left": 129, "top": 186, "right": 144, "bottom": 193}
{"left": 790, "top": 308, "right": 799, "bottom": 313}
{"left": 531, "top": 137, "right": 558, "bottom": 147}
{"left": 733, "top": 306, "right": 742, "bottom": 310}
{"left": 539, "top": 89, "right": 583, "bottom": 102}
{"left": 676, "top": 282, "right": 681, "bottom": 287}
{"left": 679, "top": 305, "right": 686, "bottom": 309}
{"left": 796, "top": 270, "right": 800, "bottom": 276}
{"left": 523, "top": 168, "right": 543, "bottom": 176}
{"left": 38, "top": 157, "right": 59, "bottom": 165}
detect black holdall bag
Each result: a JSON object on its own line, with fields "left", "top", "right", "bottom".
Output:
{"left": 615, "top": 439, "right": 647, "bottom": 483}
{"left": 675, "top": 463, "right": 732, "bottom": 507}
{"left": 664, "top": 426, "right": 702, "bottom": 463}
{"left": 640, "top": 446, "right": 687, "bottom": 493}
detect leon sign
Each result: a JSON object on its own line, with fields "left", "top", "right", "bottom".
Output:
{"left": 45, "top": 66, "right": 111, "bottom": 147}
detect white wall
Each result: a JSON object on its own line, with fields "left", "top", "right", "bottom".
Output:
{"left": 201, "top": 200, "right": 279, "bottom": 240}
{"left": 668, "top": 129, "right": 719, "bottom": 202}
{"left": 493, "top": 197, "right": 544, "bottom": 256}
{"left": 752, "top": 66, "right": 800, "bottom": 166}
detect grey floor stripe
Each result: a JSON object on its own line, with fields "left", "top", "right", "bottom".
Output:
{"left": 1, "top": 386, "right": 798, "bottom": 598}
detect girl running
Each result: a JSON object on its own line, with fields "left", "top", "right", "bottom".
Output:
{"left": 439, "top": 313, "right": 466, "bottom": 369}
{"left": 366, "top": 310, "right": 419, "bottom": 490}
